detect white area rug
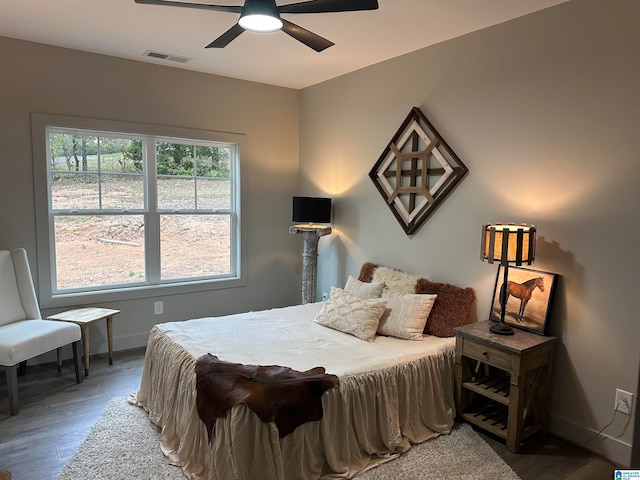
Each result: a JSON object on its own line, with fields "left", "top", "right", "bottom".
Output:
{"left": 60, "top": 396, "right": 520, "bottom": 480}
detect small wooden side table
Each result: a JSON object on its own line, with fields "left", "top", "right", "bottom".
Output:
{"left": 47, "top": 307, "right": 120, "bottom": 376}
{"left": 453, "top": 321, "right": 556, "bottom": 452}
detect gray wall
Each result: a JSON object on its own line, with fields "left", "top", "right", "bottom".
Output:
{"left": 0, "top": 36, "right": 302, "bottom": 349}
{"left": 1, "top": 0, "right": 638, "bottom": 467}
{"left": 300, "top": 0, "right": 638, "bottom": 467}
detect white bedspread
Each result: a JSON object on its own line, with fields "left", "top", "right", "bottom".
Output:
{"left": 135, "top": 303, "right": 456, "bottom": 480}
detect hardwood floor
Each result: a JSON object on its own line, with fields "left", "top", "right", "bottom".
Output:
{"left": 0, "top": 348, "right": 620, "bottom": 479}
{"left": 0, "top": 349, "right": 142, "bottom": 479}
{"left": 478, "top": 427, "right": 619, "bottom": 480}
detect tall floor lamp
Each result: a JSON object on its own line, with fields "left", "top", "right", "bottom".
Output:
{"left": 289, "top": 197, "right": 332, "bottom": 304}
{"left": 481, "top": 222, "right": 537, "bottom": 335}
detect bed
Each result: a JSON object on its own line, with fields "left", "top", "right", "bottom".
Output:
{"left": 134, "top": 263, "right": 476, "bottom": 480}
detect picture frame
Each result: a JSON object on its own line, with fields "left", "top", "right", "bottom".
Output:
{"left": 489, "top": 266, "right": 558, "bottom": 335}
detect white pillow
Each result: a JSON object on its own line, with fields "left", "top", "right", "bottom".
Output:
{"left": 344, "top": 275, "right": 385, "bottom": 299}
{"left": 372, "top": 266, "right": 422, "bottom": 295}
{"left": 377, "top": 289, "right": 437, "bottom": 340}
{"left": 314, "top": 287, "right": 387, "bottom": 342}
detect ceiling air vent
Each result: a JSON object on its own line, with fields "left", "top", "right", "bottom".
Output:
{"left": 143, "top": 50, "right": 192, "bottom": 64}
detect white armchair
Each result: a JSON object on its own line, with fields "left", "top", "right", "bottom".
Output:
{"left": 0, "top": 249, "right": 82, "bottom": 415}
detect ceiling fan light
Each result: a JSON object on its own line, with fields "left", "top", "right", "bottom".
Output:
{"left": 239, "top": 13, "right": 283, "bottom": 32}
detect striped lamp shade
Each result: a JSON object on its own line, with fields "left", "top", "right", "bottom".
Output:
{"left": 481, "top": 223, "right": 536, "bottom": 266}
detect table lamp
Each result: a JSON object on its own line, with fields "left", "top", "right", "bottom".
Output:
{"left": 481, "top": 222, "right": 536, "bottom": 335}
{"left": 289, "top": 197, "right": 332, "bottom": 304}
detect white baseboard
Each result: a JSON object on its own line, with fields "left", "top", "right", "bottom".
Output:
{"left": 550, "top": 412, "right": 632, "bottom": 468}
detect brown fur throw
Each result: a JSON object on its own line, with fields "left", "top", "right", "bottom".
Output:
{"left": 358, "top": 262, "right": 476, "bottom": 337}
{"left": 195, "top": 354, "right": 339, "bottom": 439}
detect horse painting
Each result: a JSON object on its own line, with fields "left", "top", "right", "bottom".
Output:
{"left": 500, "top": 276, "right": 545, "bottom": 322}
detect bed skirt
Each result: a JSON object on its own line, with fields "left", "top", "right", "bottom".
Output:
{"left": 135, "top": 323, "right": 456, "bottom": 479}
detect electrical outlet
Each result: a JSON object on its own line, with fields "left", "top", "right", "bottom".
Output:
{"left": 615, "top": 388, "right": 633, "bottom": 415}
{"left": 321, "top": 292, "right": 328, "bottom": 302}
{"left": 154, "top": 301, "right": 164, "bottom": 315}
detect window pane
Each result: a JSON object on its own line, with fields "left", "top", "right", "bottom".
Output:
{"left": 50, "top": 134, "right": 144, "bottom": 211}
{"left": 49, "top": 133, "right": 99, "bottom": 173}
{"left": 50, "top": 172, "right": 144, "bottom": 210}
{"left": 160, "top": 214, "right": 231, "bottom": 280}
{"left": 51, "top": 172, "right": 100, "bottom": 210}
{"left": 157, "top": 142, "right": 194, "bottom": 175}
{"left": 157, "top": 176, "right": 195, "bottom": 210}
{"left": 53, "top": 215, "right": 145, "bottom": 290}
{"left": 196, "top": 178, "right": 230, "bottom": 209}
{"left": 195, "top": 146, "right": 230, "bottom": 178}
{"left": 195, "top": 146, "right": 231, "bottom": 210}
{"left": 156, "top": 142, "right": 195, "bottom": 210}
{"left": 101, "top": 173, "right": 144, "bottom": 210}
{"left": 156, "top": 142, "right": 231, "bottom": 211}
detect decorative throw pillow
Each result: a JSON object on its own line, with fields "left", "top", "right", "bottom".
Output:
{"left": 372, "top": 266, "right": 422, "bottom": 295}
{"left": 344, "top": 275, "right": 385, "bottom": 299}
{"left": 416, "top": 278, "right": 476, "bottom": 337}
{"left": 357, "top": 262, "right": 379, "bottom": 284}
{"left": 359, "top": 262, "right": 476, "bottom": 337}
{"left": 314, "top": 287, "right": 386, "bottom": 342}
{"left": 377, "top": 289, "right": 437, "bottom": 340}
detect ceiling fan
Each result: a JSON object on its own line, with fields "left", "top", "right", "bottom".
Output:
{"left": 134, "top": 0, "right": 379, "bottom": 52}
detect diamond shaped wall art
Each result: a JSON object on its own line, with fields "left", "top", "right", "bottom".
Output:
{"left": 369, "top": 107, "right": 469, "bottom": 235}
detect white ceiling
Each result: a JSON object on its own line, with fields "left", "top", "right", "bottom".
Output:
{"left": 1, "top": 0, "right": 567, "bottom": 89}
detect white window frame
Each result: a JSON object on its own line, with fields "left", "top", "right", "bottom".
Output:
{"left": 31, "top": 113, "right": 247, "bottom": 309}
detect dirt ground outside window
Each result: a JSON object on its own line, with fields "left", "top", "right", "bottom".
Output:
{"left": 52, "top": 179, "right": 232, "bottom": 290}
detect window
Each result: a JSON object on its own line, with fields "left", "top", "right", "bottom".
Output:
{"left": 32, "top": 114, "right": 245, "bottom": 305}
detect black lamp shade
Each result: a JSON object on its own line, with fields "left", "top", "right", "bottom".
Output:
{"left": 292, "top": 196, "right": 331, "bottom": 224}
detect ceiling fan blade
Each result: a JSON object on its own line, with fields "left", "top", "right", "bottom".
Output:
{"left": 279, "top": 0, "right": 378, "bottom": 14}
{"left": 280, "top": 19, "right": 334, "bottom": 52}
{"left": 134, "top": 0, "right": 242, "bottom": 14}
{"left": 205, "top": 23, "right": 245, "bottom": 48}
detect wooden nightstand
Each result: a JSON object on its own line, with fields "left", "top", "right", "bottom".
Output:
{"left": 453, "top": 321, "right": 556, "bottom": 452}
